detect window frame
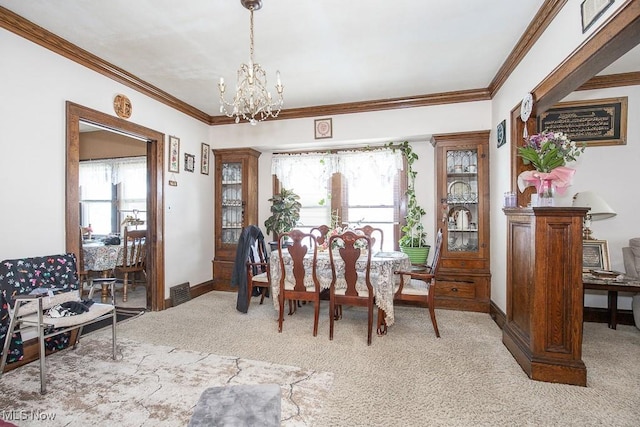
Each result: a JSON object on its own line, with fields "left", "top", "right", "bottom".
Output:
{"left": 271, "top": 147, "right": 407, "bottom": 251}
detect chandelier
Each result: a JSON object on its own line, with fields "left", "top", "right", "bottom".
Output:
{"left": 218, "top": 0, "right": 284, "bottom": 125}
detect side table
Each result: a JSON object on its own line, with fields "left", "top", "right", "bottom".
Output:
{"left": 583, "top": 273, "right": 640, "bottom": 329}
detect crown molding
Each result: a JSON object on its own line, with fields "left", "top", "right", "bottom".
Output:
{"left": 488, "top": 0, "right": 568, "bottom": 97}
{"left": 577, "top": 71, "right": 640, "bottom": 90}
{"left": 2, "top": 2, "right": 637, "bottom": 128}
{"left": 0, "top": 6, "right": 210, "bottom": 124}
{"left": 209, "top": 88, "right": 491, "bottom": 125}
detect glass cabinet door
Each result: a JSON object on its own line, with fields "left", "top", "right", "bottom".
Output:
{"left": 445, "top": 148, "right": 479, "bottom": 253}
{"left": 221, "top": 162, "right": 244, "bottom": 244}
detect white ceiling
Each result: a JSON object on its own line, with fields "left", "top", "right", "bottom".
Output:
{"left": 1, "top": 0, "right": 638, "bottom": 117}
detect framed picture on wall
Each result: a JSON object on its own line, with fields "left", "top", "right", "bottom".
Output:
{"left": 168, "top": 135, "right": 180, "bottom": 173}
{"left": 184, "top": 153, "right": 195, "bottom": 173}
{"left": 583, "top": 239, "right": 610, "bottom": 271}
{"left": 201, "top": 143, "right": 210, "bottom": 175}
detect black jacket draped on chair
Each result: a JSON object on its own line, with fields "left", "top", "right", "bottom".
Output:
{"left": 231, "top": 225, "right": 267, "bottom": 313}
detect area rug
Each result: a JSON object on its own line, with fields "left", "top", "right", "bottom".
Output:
{"left": 0, "top": 335, "right": 333, "bottom": 426}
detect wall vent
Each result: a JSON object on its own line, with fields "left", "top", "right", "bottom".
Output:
{"left": 170, "top": 282, "right": 191, "bottom": 307}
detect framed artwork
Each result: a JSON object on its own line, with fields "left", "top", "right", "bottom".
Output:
{"left": 581, "top": 0, "right": 614, "bottom": 33}
{"left": 538, "top": 97, "right": 627, "bottom": 147}
{"left": 184, "top": 153, "right": 195, "bottom": 173}
{"left": 168, "top": 136, "right": 180, "bottom": 173}
{"left": 496, "top": 120, "right": 507, "bottom": 148}
{"left": 201, "top": 143, "right": 210, "bottom": 175}
{"left": 583, "top": 239, "right": 610, "bottom": 271}
{"left": 314, "top": 118, "right": 332, "bottom": 139}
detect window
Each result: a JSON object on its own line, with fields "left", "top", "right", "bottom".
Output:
{"left": 79, "top": 157, "right": 147, "bottom": 236}
{"left": 271, "top": 148, "right": 404, "bottom": 251}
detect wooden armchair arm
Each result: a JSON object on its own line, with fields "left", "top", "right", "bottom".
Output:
{"left": 246, "top": 261, "right": 269, "bottom": 280}
{"left": 393, "top": 270, "right": 436, "bottom": 294}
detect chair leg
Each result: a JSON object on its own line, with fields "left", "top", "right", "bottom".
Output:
{"left": 247, "top": 283, "right": 254, "bottom": 307}
{"left": 278, "top": 291, "right": 285, "bottom": 333}
{"left": 38, "top": 312, "right": 46, "bottom": 394}
{"left": 329, "top": 297, "right": 335, "bottom": 341}
{"left": 367, "top": 302, "right": 373, "bottom": 346}
{"left": 313, "top": 300, "right": 320, "bottom": 337}
{"left": 259, "top": 286, "right": 267, "bottom": 304}
{"left": 112, "top": 308, "right": 117, "bottom": 359}
{"left": 122, "top": 272, "right": 129, "bottom": 302}
{"left": 376, "top": 308, "right": 388, "bottom": 335}
{"left": 428, "top": 304, "right": 440, "bottom": 338}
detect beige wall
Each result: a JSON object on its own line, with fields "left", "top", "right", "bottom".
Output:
{"left": 79, "top": 130, "right": 146, "bottom": 160}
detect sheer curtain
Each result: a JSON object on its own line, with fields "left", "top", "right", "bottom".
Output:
{"left": 271, "top": 148, "right": 403, "bottom": 188}
{"left": 271, "top": 148, "right": 404, "bottom": 237}
{"left": 79, "top": 157, "right": 146, "bottom": 234}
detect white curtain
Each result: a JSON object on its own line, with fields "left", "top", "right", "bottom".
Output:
{"left": 271, "top": 148, "right": 403, "bottom": 189}
{"left": 80, "top": 157, "right": 146, "bottom": 192}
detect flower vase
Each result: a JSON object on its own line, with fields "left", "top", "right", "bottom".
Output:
{"left": 537, "top": 178, "right": 555, "bottom": 207}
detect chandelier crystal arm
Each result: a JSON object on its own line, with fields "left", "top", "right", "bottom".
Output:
{"left": 218, "top": 0, "right": 284, "bottom": 125}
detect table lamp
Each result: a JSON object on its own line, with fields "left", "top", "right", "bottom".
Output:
{"left": 572, "top": 191, "right": 616, "bottom": 239}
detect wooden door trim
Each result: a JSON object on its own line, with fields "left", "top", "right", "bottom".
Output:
{"left": 65, "top": 102, "right": 165, "bottom": 311}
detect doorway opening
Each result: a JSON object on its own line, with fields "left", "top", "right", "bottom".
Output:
{"left": 65, "top": 102, "right": 165, "bottom": 311}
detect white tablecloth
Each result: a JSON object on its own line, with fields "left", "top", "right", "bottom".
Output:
{"left": 270, "top": 250, "right": 410, "bottom": 326}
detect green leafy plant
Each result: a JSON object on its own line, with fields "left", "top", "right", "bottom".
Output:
{"left": 386, "top": 141, "right": 428, "bottom": 248}
{"left": 264, "top": 188, "right": 302, "bottom": 237}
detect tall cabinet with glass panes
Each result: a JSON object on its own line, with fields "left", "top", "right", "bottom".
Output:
{"left": 212, "top": 148, "right": 261, "bottom": 291}
{"left": 431, "top": 131, "right": 490, "bottom": 313}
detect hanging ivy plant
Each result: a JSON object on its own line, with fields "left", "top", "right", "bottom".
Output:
{"left": 386, "top": 141, "right": 428, "bottom": 248}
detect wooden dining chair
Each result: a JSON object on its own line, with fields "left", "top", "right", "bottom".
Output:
{"left": 328, "top": 231, "right": 376, "bottom": 345}
{"left": 355, "top": 225, "right": 384, "bottom": 251}
{"left": 384, "top": 228, "right": 443, "bottom": 337}
{"left": 310, "top": 225, "right": 331, "bottom": 246}
{"left": 245, "top": 234, "right": 270, "bottom": 308}
{"left": 277, "top": 230, "right": 321, "bottom": 336}
{"left": 114, "top": 227, "right": 146, "bottom": 302}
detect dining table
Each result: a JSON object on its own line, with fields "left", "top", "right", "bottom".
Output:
{"left": 269, "top": 250, "right": 411, "bottom": 327}
{"left": 82, "top": 241, "right": 125, "bottom": 273}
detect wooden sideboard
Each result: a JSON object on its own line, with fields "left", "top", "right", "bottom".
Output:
{"left": 502, "top": 207, "right": 589, "bottom": 386}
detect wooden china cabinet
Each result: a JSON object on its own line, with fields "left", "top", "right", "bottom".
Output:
{"left": 431, "top": 131, "right": 490, "bottom": 312}
{"left": 212, "top": 148, "right": 261, "bottom": 291}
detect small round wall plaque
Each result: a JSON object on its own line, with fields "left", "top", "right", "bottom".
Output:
{"left": 113, "top": 94, "right": 132, "bottom": 119}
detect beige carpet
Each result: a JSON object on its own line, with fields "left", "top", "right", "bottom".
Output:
{"left": 3, "top": 291, "right": 639, "bottom": 426}
{"left": 0, "top": 332, "right": 332, "bottom": 426}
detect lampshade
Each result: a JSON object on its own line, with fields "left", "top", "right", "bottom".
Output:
{"left": 572, "top": 191, "right": 617, "bottom": 220}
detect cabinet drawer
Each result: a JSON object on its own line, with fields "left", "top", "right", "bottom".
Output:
{"left": 440, "top": 258, "right": 487, "bottom": 270}
{"left": 436, "top": 278, "right": 476, "bottom": 299}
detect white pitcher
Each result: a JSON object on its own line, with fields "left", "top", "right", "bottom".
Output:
{"left": 455, "top": 209, "right": 470, "bottom": 230}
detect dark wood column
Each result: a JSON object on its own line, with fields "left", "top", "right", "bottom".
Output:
{"left": 502, "top": 207, "right": 589, "bottom": 386}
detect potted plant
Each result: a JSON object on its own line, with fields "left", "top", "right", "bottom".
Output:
{"left": 264, "top": 188, "right": 302, "bottom": 250}
{"left": 387, "top": 141, "right": 430, "bottom": 264}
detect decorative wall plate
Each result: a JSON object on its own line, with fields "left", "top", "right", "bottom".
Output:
{"left": 520, "top": 93, "right": 533, "bottom": 122}
{"left": 113, "top": 94, "right": 132, "bottom": 119}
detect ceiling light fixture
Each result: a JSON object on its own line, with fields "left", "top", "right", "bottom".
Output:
{"left": 218, "top": 0, "right": 284, "bottom": 125}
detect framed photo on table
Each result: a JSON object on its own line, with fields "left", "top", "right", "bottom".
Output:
{"left": 168, "top": 135, "right": 180, "bottom": 173}
{"left": 583, "top": 239, "right": 610, "bottom": 271}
